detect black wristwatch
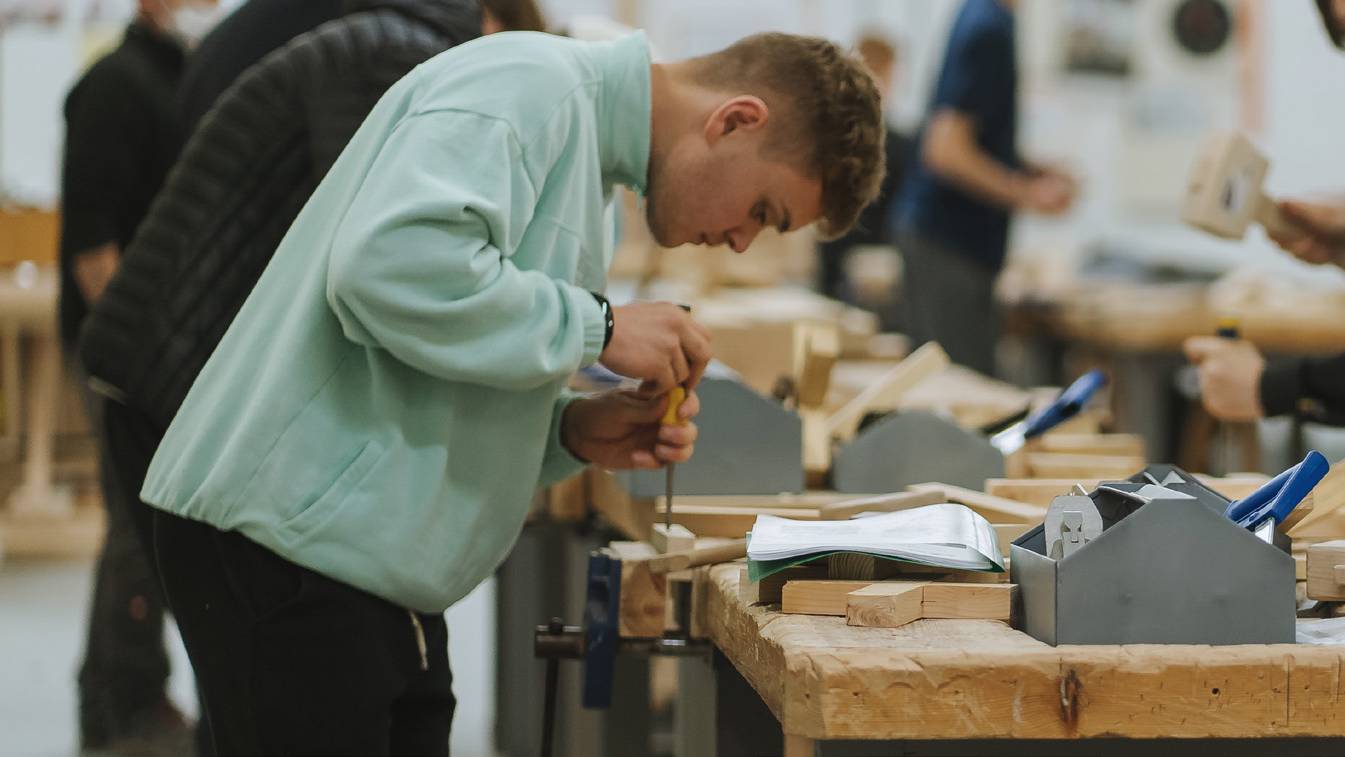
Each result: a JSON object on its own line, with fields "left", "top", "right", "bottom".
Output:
{"left": 590, "top": 291, "right": 615, "bottom": 349}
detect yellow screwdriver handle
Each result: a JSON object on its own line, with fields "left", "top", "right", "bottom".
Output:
{"left": 662, "top": 386, "right": 686, "bottom": 426}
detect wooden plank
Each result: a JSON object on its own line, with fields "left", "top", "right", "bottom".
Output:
{"left": 921, "top": 583, "right": 1014, "bottom": 620}
{"left": 824, "top": 342, "right": 950, "bottom": 441}
{"left": 907, "top": 482, "right": 1046, "bottom": 523}
{"left": 648, "top": 539, "right": 745, "bottom": 574}
{"left": 703, "top": 563, "right": 1345, "bottom": 741}
{"left": 985, "top": 478, "right": 1097, "bottom": 506}
{"left": 1027, "top": 433, "right": 1145, "bottom": 458}
{"left": 608, "top": 541, "right": 666, "bottom": 638}
{"left": 781, "top": 579, "right": 876, "bottom": 615}
{"left": 845, "top": 582, "right": 925, "bottom": 628}
{"left": 1022, "top": 452, "right": 1144, "bottom": 480}
{"left": 795, "top": 323, "right": 839, "bottom": 408}
{"left": 817, "top": 489, "right": 946, "bottom": 520}
{"left": 845, "top": 582, "right": 1013, "bottom": 628}
{"left": 738, "top": 564, "right": 829, "bottom": 605}
{"left": 1307, "top": 540, "right": 1345, "bottom": 601}
{"left": 799, "top": 408, "right": 831, "bottom": 474}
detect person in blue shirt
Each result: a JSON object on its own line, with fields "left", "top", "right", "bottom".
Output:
{"left": 894, "top": 0, "right": 1075, "bottom": 376}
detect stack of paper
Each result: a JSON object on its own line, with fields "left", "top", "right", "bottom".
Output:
{"left": 746, "top": 504, "right": 1004, "bottom": 581}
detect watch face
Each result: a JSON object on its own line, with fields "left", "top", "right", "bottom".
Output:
{"left": 1173, "top": 0, "right": 1232, "bottom": 56}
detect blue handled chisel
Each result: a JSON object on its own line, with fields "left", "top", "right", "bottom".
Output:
{"left": 990, "top": 369, "right": 1108, "bottom": 456}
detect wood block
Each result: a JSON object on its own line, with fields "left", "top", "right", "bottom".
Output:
{"left": 1029, "top": 433, "right": 1145, "bottom": 458}
{"left": 795, "top": 323, "right": 839, "bottom": 408}
{"left": 781, "top": 579, "right": 876, "bottom": 615}
{"left": 1307, "top": 540, "right": 1345, "bottom": 601}
{"left": 993, "top": 523, "right": 1031, "bottom": 557}
{"left": 648, "top": 539, "right": 746, "bottom": 574}
{"left": 907, "top": 482, "right": 1046, "bottom": 523}
{"left": 824, "top": 342, "right": 950, "bottom": 441}
{"left": 1023, "top": 452, "right": 1145, "bottom": 480}
{"left": 737, "top": 564, "right": 828, "bottom": 605}
{"left": 985, "top": 478, "right": 1101, "bottom": 506}
{"left": 800, "top": 408, "right": 832, "bottom": 474}
{"left": 846, "top": 582, "right": 925, "bottom": 628}
{"left": 920, "top": 583, "right": 1014, "bottom": 620}
{"left": 650, "top": 523, "right": 695, "bottom": 554}
{"left": 818, "top": 489, "right": 946, "bottom": 520}
{"left": 607, "top": 541, "right": 667, "bottom": 638}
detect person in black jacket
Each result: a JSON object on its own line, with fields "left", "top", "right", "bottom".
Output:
{"left": 57, "top": 2, "right": 205, "bottom": 751}
{"left": 1184, "top": 0, "right": 1345, "bottom": 427}
{"left": 76, "top": 2, "right": 536, "bottom": 750}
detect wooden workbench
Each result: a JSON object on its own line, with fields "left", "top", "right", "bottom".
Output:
{"left": 701, "top": 563, "right": 1345, "bottom": 753}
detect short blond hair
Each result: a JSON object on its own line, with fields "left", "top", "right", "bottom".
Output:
{"left": 688, "top": 33, "right": 886, "bottom": 240}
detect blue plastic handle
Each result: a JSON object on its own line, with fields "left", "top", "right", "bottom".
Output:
{"left": 1227, "top": 450, "right": 1330, "bottom": 529}
{"left": 1020, "top": 369, "right": 1108, "bottom": 440}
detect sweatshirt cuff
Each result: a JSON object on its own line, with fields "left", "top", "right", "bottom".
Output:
{"left": 539, "top": 390, "right": 590, "bottom": 487}
{"left": 573, "top": 288, "right": 606, "bottom": 368}
{"left": 1259, "top": 359, "right": 1303, "bottom": 418}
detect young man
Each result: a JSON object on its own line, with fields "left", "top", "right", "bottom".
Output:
{"left": 1185, "top": 0, "right": 1345, "bottom": 425}
{"left": 894, "top": 0, "right": 1075, "bottom": 375}
{"left": 144, "top": 30, "right": 885, "bottom": 754}
{"left": 57, "top": 1, "right": 217, "bottom": 750}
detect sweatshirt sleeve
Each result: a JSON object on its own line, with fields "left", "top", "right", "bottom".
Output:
{"left": 326, "top": 111, "right": 607, "bottom": 391}
{"left": 537, "top": 389, "right": 592, "bottom": 487}
{"left": 1261, "top": 354, "right": 1345, "bottom": 425}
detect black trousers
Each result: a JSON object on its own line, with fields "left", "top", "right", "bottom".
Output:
{"left": 75, "top": 378, "right": 172, "bottom": 743}
{"left": 153, "top": 510, "right": 455, "bottom": 756}
{"left": 895, "top": 226, "right": 1002, "bottom": 378}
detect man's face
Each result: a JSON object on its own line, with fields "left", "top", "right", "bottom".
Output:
{"left": 1333, "top": 0, "right": 1345, "bottom": 46}
{"left": 645, "top": 97, "right": 823, "bottom": 252}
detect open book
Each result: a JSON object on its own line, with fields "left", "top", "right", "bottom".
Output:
{"left": 746, "top": 504, "right": 1005, "bottom": 581}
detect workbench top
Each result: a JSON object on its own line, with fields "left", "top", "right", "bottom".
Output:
{"left": 704, "top": 564, "right": 1345, "bottom": 741}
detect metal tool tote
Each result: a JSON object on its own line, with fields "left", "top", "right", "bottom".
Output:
{"left": 1011, "top": 461, "right": 1314, "bottom": 646}
{"left": 832, "top": 369, "right": 1108, "bottom": 493}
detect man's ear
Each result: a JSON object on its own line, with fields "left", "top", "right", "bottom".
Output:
{"left": 703, "top": 96, "right": 769, "bottom": 145}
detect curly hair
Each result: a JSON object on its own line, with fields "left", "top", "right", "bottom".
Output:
{"left": 687, "top": 33, "right": 886, "bottom": 240}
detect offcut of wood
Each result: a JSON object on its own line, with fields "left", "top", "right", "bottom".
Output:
{"left": 737, "top": 563, "right": 829, "bottom": 605}
{"left": 907, "top": 482, "right": 1046, "bottom": 523}
{"left": 823, "top": 341, "right": 950, "bottom": 441}
{"left": 817, "top": 489, "right": 946, "bottom": 520}
{"left": 650, "top": 523, "right": 695, "bottom": 554}
{"left": 845, "top": 582, "right": 1015, "bottom": 628}
{"left": 1307, "top": 540, "right": 1345, "bottom": 601}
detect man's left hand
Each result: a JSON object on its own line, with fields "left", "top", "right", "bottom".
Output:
{"left": 560, "top": 388, "right": 700, "bottom": 469}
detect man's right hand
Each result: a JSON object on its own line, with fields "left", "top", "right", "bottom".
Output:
{"left": 1272, "top": 200, "right": 1345, "bottom": 267}
{"left": 1021, "top": 171, "right": 1076, "bottom": 216}
{"left": 1183, "top": 336, "right": 1266, "bottom": 422}
{"left": 599, "top": 302, "right": 713, "bottom": 394}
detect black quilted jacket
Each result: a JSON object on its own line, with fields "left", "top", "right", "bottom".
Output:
{"left": 78, "top": 0, "right": 481, "bottom": 431}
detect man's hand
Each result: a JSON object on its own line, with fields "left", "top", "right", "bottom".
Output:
{"left": 560, "top": 388, "right": 700, "bottom": 469}
{"left": 1020, "top": 167, "right": 1076, "bottom": 216}
{"left": 1272, "top": 200, "right": 1345, "bottom": 267}
{"left": 599, "top": 302, "right": 712, "bottom": 394}
{"left": 72, "top": 242, "right": 120, "bottom": 305}
{"left": 1183, "top": 336, "right": 1266, "bottom": 422}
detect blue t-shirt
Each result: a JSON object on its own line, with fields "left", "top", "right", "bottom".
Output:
{"left": 896, "top": 0, "right": 1019, "bottom": 270}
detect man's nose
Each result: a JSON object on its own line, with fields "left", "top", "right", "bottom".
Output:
{"left": 726, "top": 227, "right": 760, "bottom": 253}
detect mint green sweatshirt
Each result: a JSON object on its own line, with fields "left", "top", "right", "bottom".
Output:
{"left": 141, "top": 31, "right": 651, "bottom": 613}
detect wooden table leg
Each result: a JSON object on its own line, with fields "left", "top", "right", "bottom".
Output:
{"left": 783, "top": 732, "right": 815, "bottom": 757}
{"left": 0, "top": 321, "right": 19, "bottom": 461}
{"left": 7, "top": 332, "right": 72, "bottom": 516}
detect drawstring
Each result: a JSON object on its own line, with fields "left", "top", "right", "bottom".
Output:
{"left": 407, "top": 610, "right": 429, "bottom": 671}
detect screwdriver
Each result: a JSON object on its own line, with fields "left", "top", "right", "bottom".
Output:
{"left": 663, "top": 385, "right": 686, "bottom": 531}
